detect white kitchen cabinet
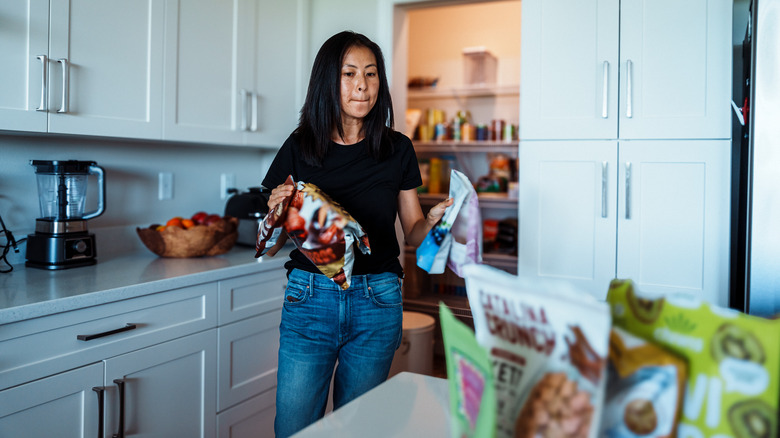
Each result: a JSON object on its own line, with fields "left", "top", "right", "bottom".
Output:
{"left": 518, "top": 141, "right": 618, "bottom": 296}
{"left": 520, "top": 0, "right": 731, "bottom": 141}
{"left": 519, "top": 139, "right": 730, "bottom": 304}
{"left": 244, "top": 0, "right": 302, "bottom": 148}
{"left": 616, "top": 141, "right": 730, "bottom": 305}
{"left": 163, "top": 0, "right": 302, "bottom": 148}
{"left": 0, "top": 0, "right": 165, "bottom": 138}
{"left": 104, "top": 330, "right": 217, "bottom": 438}
{"left": 217, "top": 270, "right": 287, "bottom": 436}
{"left": 0, "top": 282, "right": 217, "bottom": 437}
{"left": 0, "top": 0, "right": 49, "bottom": 133}
{"left": 0, "top": 363, "right": 103, "bottom": 438}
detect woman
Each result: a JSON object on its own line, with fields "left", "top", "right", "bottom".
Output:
{"left": 262, "top": 30, "right": 452, "bottom": 437}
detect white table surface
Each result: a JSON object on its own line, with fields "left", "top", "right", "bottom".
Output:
{"left": 294, "top": 372, "right": 451, "bottom": 438}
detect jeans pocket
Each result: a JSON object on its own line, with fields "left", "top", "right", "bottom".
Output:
{"left": 368, "top": 278, "right": 402, "bottom": 308}
{"left": 283, "top": 282, "right": 310, "bottom": 306}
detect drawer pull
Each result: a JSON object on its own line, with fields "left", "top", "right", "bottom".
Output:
{"left": 93, "top": 387, "right": 105, "bottom": 438}
{"left": 113, "top": 379, "right": 126, "bottom": 438}
{"left": 77, "top": 323, "right": 137, "bottom": 341}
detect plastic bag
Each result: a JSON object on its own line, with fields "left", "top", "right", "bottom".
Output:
{"left": 447, "top": 170, "right": 482, "bottom": 277}
{"left": 417, "top": 169, "right": 478, "bottom": 275}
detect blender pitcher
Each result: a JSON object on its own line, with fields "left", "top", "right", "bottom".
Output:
{"left": 33, "top": 160, "right": 105, "bottom": 221}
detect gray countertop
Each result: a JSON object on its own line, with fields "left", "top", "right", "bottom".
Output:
{"left": 0, "top": 232, "right": 290, "bottom": 324}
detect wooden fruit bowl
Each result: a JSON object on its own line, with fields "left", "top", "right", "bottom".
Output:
{"left": 136, "top": 216, "right": 239, "bottom": 258}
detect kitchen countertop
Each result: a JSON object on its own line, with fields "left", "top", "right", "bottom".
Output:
{"left": 294, "top": 372, "right": 450, "bottom": 438}
{"left": 0, "top": 232, "right": 290, "bottom": 325}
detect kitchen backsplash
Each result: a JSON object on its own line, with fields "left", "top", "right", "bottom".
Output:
{"left": 0, "top": 133, "right": 277, "bottom": 257}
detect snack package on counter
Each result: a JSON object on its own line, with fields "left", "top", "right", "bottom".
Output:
{"left": 600, "top": 326, "right": 688, "bottom": 438}
{"left": 440, "top": 302, "right": 496, "bottom": 438}
{"left": 463, "top": 264, "right": 611, "bottom": 438}
{"left": 607, "top": 279, "right": 780, "bottom": 438}
{"left": 255, "top": 175, "right": 370, "bottom": 290}
{"left": 447, "top": 170, "right": 482, "bottom": 277}
{"left": 417, "top": 169, "right": 475, "bottom": 275}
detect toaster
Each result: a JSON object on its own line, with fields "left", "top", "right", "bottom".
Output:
{"left": 224, "top": 187, "right": 270, "bottom": 247}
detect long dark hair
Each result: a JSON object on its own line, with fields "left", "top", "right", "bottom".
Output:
{"left": 295, "top": 31, "right": 395, "bottom": 166}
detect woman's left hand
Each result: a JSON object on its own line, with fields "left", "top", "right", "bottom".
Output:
{"left": 426, "top": 197, "right": 454, "bottom": 227}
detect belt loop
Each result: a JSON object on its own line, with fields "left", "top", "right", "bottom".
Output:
{"left": 363, "top": 274, "right": 370, "bottom": 298}
{"left": 309, "top": 271, "right": 315, "bottom": 296}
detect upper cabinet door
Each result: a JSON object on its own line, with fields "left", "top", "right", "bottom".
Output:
{"left": 0, "top": 0, "right": 49, "bottom": 133}
{"left": 520, "top": 0, "right": 620, "bottom": 140}
{"left": 47, "top": 0, "right": 164, "bottom": 139}
{"left": 618, "top": 0, "right": 732, "bottom": 139}
{"left": 244, "top": 0, "right": 302, "bottom": 148}
{"left": 162, "top": 0, "right": 248, "bottom": 145}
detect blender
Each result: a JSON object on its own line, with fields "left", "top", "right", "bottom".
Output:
{"left": 25, "top": 160, "right": 106, "bottom": 270}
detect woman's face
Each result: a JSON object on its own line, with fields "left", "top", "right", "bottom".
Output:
{"left": 339, "top": 45, "right": 379, "bottom": 125}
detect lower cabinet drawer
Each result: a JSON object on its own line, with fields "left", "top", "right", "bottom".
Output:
{"left": 218, "top": 269, "right": 286, "bottom": 325}
{"left": 0, "top": 282, "right": 217, "bottom": 391}
{"left": 217, "top": 387, "right": 276, "bottom": 438}
{"left": 217, "top": 310, "right": 281, "bottom": 412}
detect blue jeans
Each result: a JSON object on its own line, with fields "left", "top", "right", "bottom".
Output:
{"left": 274, "top": 269, "right": 404, "bottom": 438}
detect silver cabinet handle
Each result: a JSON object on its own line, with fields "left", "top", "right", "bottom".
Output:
{"left": 36, "top": 55, "right": 48, "bottom": 112}
{"left": 240, "top": 89, "right": 250, "bottom": 131}
{"left": 625, "top": 60, "right": 633, "bottom": 118}
{"left": 601, "top": 61, "right": 609, "bottom": 118}
{"left": 250, "top": 92, "right": 258, "bottom": 132}
{"left": 57, "top": 58, "right": 69, "bottom": 113}
{"left": 625, "top": 162, "right": 632, "bottom": 219}
{"left": 601, "top": 161, "right": 608, "bottom": 218}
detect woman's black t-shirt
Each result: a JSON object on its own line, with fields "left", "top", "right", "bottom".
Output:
{"left": 262, "top": 131, "right": 422, "bottom": 278}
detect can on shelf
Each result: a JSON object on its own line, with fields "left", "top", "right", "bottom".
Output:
{"left": 491, "top": 119, "right": 505, "bottom": 141}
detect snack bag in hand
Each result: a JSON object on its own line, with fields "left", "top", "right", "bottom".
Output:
{"left": 464, "top": 264, "right": 611, "bottom": 438}
{"left": 255, "top": 176, "right": 370, "bottom": 289}
{"left": 447, "top": 170, "right": 482, "bottom": 277}
{"left": 417, "top": 169, "right": 472, "bottom": 274}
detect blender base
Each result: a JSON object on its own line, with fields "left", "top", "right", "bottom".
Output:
{"left": 25, "top": 232, "right": 98, "bottom": 270}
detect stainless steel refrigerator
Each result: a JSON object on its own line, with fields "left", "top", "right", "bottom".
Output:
{"left": 734, "top": 0, "right": 780, "bottom": 317}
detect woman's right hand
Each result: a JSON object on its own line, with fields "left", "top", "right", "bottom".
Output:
{"left": 267, "top": 183, "right": 295, "bottom": 212}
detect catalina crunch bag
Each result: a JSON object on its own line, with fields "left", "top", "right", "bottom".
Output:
{"left": 607, "top": 279, "right": 779, "bottom": 438}
{"left": 464, "top": 264, "right": 611, "bottom": 438}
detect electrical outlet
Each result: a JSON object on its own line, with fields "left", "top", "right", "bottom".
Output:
{"left": 158, "top": 172, "right": 173, "bottom": 200}
{"left": 220, "top": 173, "right": 236, "bottom": 200}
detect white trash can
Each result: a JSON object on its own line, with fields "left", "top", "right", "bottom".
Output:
{"left": 388, "top": 311, "right": 435, "bottom": 377}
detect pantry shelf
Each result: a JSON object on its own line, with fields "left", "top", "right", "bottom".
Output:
{"left": 418, "top": 192, "right": 517, "bottom": 209}
{"left": 408, "top": 84, "right": 519, "bottom": 100}
{"left": 413, "top": 140, "right": 518, "bottom": 154}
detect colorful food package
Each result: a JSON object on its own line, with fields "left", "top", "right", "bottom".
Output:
{"left": 463, "top": 264, "right": 611, "bottom": 438}
{"left": 600, "top": 326, "right": 688, "bottom": 437}
{"left": 607, "top": 279, "right": 780, "bottom": 438}
{"left": 440, "top": 302, "right": 496, "bottom": 438}
{"left": 255, "top": 175, "right": 370, "bottom": 289}
{"left": 417, "top": 169, "right": 479, "bottom": 275}
{"left": 447, "top": 170, "right": 482, "bottom": 277}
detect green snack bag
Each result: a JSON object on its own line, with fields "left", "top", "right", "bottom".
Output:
{"left": 607, "top": 279, "right": 780, "bottom": 438}
{"left": 439, "top": 302, "right": 496, "bottom": 438}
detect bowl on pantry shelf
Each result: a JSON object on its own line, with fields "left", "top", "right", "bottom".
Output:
{"left": 136, "top": 216, "right": 239, "bottom": 258}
